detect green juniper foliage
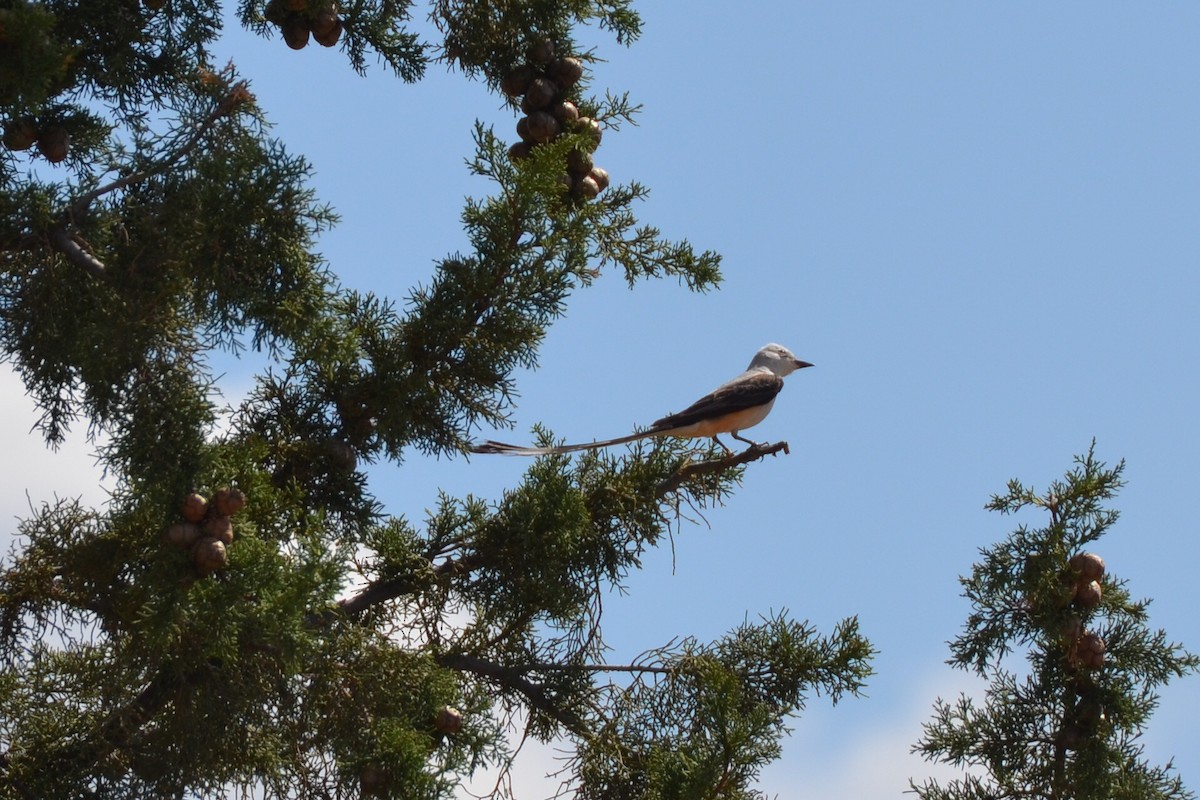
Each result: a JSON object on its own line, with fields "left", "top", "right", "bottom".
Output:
{"left": 911, "top": 445, "right": 1199, "bottom": 800}
{"left": 0, "top": 2, "right": 871, "bottom": 798}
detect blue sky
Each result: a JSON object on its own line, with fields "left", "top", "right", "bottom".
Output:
{"left": 3, "top": 2, "right": 1198, "bottom": 797}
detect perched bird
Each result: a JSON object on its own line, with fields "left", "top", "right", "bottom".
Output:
{"left": 471, "top": 343, "right": 812, "bottom": 456}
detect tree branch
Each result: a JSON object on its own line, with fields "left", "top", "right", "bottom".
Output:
{"left": 656, "top": 440, "right": 790, "bottom": 497}
{"left": 516, "top": 661, "right": 675, "bottom": 676}
{"left": 46, "top": 225, "right": 106, "bottom": 278}
{"left": 309, "top": 550, "right": 484, "bottom": 627}
{"left": 332, "top": 575, "right": 421, "bottom": 619}
{"left": 41, "top": 80, "right": 253, "bottom": 280}
{"left": 321, "top": 443, "right": 790, "bottom": 626}
{"left": 69, "top": 81, "right": 252, "bottom": 217}
{"left": 93, "top": 667, "right": 179, "bottom": 748}
{"left": 5, "top": 664, "right": 211, "bottom": 791}
{"left": 435, "top": 652, "right": 592, "bottom": 739}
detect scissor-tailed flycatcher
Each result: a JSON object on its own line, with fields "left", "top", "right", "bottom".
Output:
{"left": 470, "top": 343, "right": 812, "bottom": 456}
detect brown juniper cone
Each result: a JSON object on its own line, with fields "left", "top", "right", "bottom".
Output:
{"left": 36, "top": 125, "right": 69, "bottom": 163}
{"left": 502, "top": 65, "right": 536, "bottom": 97}
{"left": 521, "top": 77, "right": 558, "bottom": 112}
{"left": 166, "top": 522, "right": 203, "bottom": 549}
{"left": 566, "top": 148, "right": 594, "bottom": 178}
{"left": 515, "top": 114, "right": 532, "bottom": 143}
{"left": 282, "top": 17, "right": 310, "bottom": 49}
{"left": 1069, "top": 552, "right": 1105, "bottom": 583}
{"left": 311, "top": 6, "right": 338, "bottom": 35}
{"left": 360, "top": 765, "right": 390, "bottom": 796}
{"left": 191, "top": 537, "right": 228, "bottom": 575}
{"left": 588, "top": 166, "right": 610, "bottom": 191}
{"left": 1077, "top": 630, "right": 1106, "bottom": 669}
{"left": 205, "top": 515, "right": 234, "bottom": 545}
{"left": 435, "top": 705, "right": 463, "bottom": 734}
{"left": 574, "top": 175, "right": 601, "bottom": 199}
{"left": 526, "top": 37, "right": 555, "bottom": 65}
{"left": 1075, "top": 579, "right": 1102, "bottom": 609}
{"left": 504, "top": 43, "right": 609, "bottom": 199}
{"left": 547, "top": 57, "right": 584, "bottom": 89}
{"left": 550, "top": 99, "right": 579, "bottom": 126}
{"left": 523, "top": 111, "right": 559, "bottom": 144}
{"left": 573, "top": 116, "right": 602, "bottom": 147}
{"left": 170, "top": 487, "right": 245, "bottom": 566}
{"left": 212, "top": 486, "right": 247, "bottom": 517}
{"left": 313, "top": 17, "right": 341, "bottom": 47}
{"left": 181, "top": 492, "right": 208, "bottom": 523}
{"left": 2, "top": 116, "right": 37, "bottom": 151}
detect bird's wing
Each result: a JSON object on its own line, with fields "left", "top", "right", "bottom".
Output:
{"left": 650, "top": 369, "right": 784, "bottom": 432}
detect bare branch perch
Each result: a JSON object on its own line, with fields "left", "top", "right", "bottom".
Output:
{"left": 322, "top": 443, "right": 791, "bottom": 625}
{"left": 656, "top": 440, "right": 790, "bottom": 497}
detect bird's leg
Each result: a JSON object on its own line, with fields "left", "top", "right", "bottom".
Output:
{"left": 731, "top": 431, "right": 765, "bottom": 449}
{"left": 711, "top": 435, "right": 733, "bottom": 455}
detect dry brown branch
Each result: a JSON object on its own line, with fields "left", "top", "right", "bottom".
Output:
{"left": 655, "top": 440, "right": 789, "bottom": 497}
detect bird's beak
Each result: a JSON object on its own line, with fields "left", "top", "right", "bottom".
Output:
{"left": 795, "top": 360, "right": 814, "bottom": 369}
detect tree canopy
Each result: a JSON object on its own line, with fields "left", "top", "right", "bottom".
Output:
{"left": 0, "top": 2, "right": 874, "bottom": 797}
{"left": 913, "top": 446, "right": 1199, "bottom": 800}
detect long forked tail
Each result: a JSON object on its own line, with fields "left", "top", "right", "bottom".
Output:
{"left": 469, "top": 430, "right": 656, "bottom": 456}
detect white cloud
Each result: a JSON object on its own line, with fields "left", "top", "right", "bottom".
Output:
{"left": 761, "top": 676, "right": 981, "bottom": 799}
{"left": 454, "top": 667, "right": 986, "bottom": 800}
{"left": 458, "top": 729, "right": 574, "bottom": 800}
{"left": 0, "top": 366, "right": 112, "bottom": 540}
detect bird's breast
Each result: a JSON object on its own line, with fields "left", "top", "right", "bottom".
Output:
{"left": 670, "top": 397, "right": 777, "bottom": 437}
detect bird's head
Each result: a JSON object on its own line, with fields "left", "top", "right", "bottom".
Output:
{"left": 751, "top": 343, "right": 813, "bottom": 376}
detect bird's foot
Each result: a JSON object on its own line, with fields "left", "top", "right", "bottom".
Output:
{"left": 731, "top": 432, "right": 767, "bottom": 450}
{"left": 711, "top": 436, "right": 734, "bottom": 456}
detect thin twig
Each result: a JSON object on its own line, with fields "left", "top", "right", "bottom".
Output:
{"left": 45, "top": 80, "right": 252, "bottom": 278}
{"left": 69, "top": 81, "right": 250, "bottom": 218}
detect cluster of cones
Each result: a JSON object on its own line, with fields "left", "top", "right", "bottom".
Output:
{"left": 1056, "top": 551, "right": 1109, "bottom": 751}
{"left": 1061, "top": 551, "right": 1106, "bottom": 670}
{"left": 502, "top": 39, "right": 609, "bottom": 201}
{"left": 3, "top": 115, "right": 69, "bottom": 163}
{"left": 265, "top": 0, "right": 343, "bottom": 50}
{"left": 165, "top": 487, "right": 247, "bottom": 576}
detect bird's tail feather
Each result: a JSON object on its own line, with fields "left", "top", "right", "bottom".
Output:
{"left": 469, "top": 430, "right": 654, "bottom": 456}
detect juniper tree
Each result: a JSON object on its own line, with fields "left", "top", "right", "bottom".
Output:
{"left": 912, "top": 445, "right": 1199, "bottom": 800}
{"left": 0, "top": 2, "right": 874, "bottom": 797}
